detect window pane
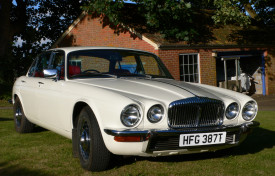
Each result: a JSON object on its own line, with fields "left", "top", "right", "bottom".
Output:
{"left": 194, "top": 74, "right": 198, "bottom": 82}
{"left": 189, "top": 65, "right": 193, "bottom": 74}
{"left": 184, "top": 65, "right": 188, "bottom": 74}
{"left": 194, "top": 55, "right": 198, "bottom": 63}
{"left": 194, "top": 64, "right": 198, "bottom": 73}
{"left": 185, "top": 75, "right": 189, "bottom": 82}
{"left": 189, "top": 55, "right": 193, "bottom": 65}
{"left": 190, "top": 75, "right": 194, "bottom": 82}
{"left": 33, "top": 52, "right": 52, "bottom": 77}
{"left": 179, "top": 55, "right": 183, "bottom": 65}
{"left": 184, "top": 55, "right": 188, "bottom": 64}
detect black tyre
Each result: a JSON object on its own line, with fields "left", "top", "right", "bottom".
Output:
{"left": 76, "top": 106, "right": 111, "bottom": 171}
{"left": 13, "top": 97, "right": 35, "bottom": 133}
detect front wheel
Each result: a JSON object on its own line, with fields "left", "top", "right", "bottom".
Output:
{"left": 13, "top": 97, "right": 34, "bottom": 133}
{"left": 76, "top": 106, "right": 111, "bottom": 171}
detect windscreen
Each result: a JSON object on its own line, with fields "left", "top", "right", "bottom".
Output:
{"left": 67, "top": 49, "right": 173, "bottom": 79}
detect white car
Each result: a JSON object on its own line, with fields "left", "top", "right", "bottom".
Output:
{"left": 12, "top": 47, "right": 259, "bottom": 171}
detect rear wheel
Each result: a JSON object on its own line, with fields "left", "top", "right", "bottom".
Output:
{"left": 13, "top": 97, "right": 34, "bottom": 133}
{"left": 76, "top": 106, "right": 111, "bottom": 171}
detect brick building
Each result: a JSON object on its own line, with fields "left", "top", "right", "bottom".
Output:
{"left": 53, "top": 12, "right": 275, "bottom": 95}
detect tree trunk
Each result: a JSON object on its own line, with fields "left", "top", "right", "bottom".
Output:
{"left": 0, "top": 0, "right": 12, "bottom": 60}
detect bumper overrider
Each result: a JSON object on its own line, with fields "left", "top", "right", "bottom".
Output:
{"left": 104, "top": 121, "right": 260, "bottom": 154}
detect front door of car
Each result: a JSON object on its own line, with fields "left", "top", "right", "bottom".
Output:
{"left": 19, "top": 76, "right": 40, "bottom": 120}
{"left": 35, "top": 50, "right": 71, "bottom": 131}
{"left": 19, "top": 52, "right": 52, "bottom": 120}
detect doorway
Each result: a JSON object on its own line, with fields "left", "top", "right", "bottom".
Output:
{"left": 216, "top": 51, "right": 265, "bottom": 95}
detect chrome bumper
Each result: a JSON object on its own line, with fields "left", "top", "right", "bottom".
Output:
{"left": 104, "top": 121, "right": 260, "bottom": 153}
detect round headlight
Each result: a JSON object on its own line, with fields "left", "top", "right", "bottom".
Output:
{"left": 121, "top": 104, "right": 141, "bottom": 127}
{"left": 225, "top": 102, "right": 239, "bottom": 119}
{"left": 147, "top": 105, "right": 164, "bottom": 123}
{"left": 242, "top": 101, "right": 258, "bottom": 121}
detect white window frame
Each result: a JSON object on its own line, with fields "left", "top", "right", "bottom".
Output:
{"left": 179, "top": 53, "right": 200, "bottom": 83}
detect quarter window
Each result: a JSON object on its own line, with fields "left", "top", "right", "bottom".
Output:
{"left": 179, "top": 54, "right": 199, "bottom": 83}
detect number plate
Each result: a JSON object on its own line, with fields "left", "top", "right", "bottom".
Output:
{"left": 179, "top": 132, "right": 226, "bottom": 147}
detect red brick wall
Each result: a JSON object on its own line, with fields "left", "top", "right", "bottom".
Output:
{"left": 159, "top": 49, "right": 217, "bottom": 86}
{"left": 199, "top": 49, "right": 217, "bottom": 86}
{"left": 58, "top": 15, "right": 157, "bottom": 54}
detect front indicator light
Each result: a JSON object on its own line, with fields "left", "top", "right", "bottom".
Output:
{"left": 114, "top": 134, "right": 150, "bottom": 142}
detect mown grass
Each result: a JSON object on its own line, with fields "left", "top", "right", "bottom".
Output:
{"left": 0, "top": 108, "right": 274, "bottom": 176}
{"left": 0, "top": 100, "right": 12, "bottom": 107}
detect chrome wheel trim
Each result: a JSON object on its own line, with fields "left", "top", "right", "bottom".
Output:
{"left": 15, "top": 105, "right": 22, "bottom": 127}
{"left": 79, "top": 120, "right": 90, "bottom": 161}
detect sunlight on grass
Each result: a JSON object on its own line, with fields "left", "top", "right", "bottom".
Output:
{"left": 0, "top": 110, "right": 274, "bottom": 176}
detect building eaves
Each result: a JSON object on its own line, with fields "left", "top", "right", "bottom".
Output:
{"left": 51, "top": 11, "right": 87, "bottom": 48}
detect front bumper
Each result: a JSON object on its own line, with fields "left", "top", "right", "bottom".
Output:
{"left": 104, "top": 121, "right": 259, "bottom": 154}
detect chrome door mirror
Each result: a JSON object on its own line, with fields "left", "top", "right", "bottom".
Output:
{"left": 43, "top": 69, "right": 58, "bottom": 78}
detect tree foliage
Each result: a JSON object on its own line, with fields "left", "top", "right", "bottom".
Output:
{"left": 0, "top": 0, "right": 87, "bottom": 85}
{"left": 83, "top": 0, "right": 275, "bottom": 41}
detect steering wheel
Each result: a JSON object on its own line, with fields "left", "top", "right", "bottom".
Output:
{"left": 83, "top": 69, "right": 100, "bottom": 73}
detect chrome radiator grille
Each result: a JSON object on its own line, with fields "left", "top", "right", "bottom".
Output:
{"left": 168, "top": 97, "right": 224, "bottom": 128}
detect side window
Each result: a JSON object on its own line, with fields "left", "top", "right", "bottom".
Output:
{"left": 28, "top": 58, "right": 39, "bottom": 77}
{"left": 31, "top": 52, "right": 52, "bottom": 78}
{"left": 50, "top": 51, "right": 65, "bottom": 79}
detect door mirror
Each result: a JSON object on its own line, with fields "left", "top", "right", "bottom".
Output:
{"left": 43, "top": 69, "right": 58, "bottom": 78}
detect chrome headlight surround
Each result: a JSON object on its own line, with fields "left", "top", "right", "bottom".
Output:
{"left": 147, "top": 104, "right": 164, "bottom": 123}
{"left": 242, "top": 101, "right": 258, "bottom": 121}
{"left": 225, "top": 102, "right": 239, "bottom": 120}
{"left": 120, "top": 104, "right": 141, "bottom": 127}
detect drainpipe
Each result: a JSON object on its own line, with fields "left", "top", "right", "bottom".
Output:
{"left": 223, "top": 58, "right": 228, "bottom": 89}
{"left": 262, "top": 54, "right": 266, "bottom": 95}
{"left": 235, "top": 59, "right": 239, "bottom": 92}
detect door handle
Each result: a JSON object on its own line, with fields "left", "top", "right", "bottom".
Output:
{"left": 38, "top": 82, "right": 44, "bottom": 84}
{"left": 21, "top": 80, "right": 26, "bottom": 83}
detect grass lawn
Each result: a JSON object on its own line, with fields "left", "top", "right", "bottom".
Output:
{"left": 0, "top": 107, "right": 274, "bottom": 176}
{"left": 0, "top": 100, "right": 12, "bottom": 107}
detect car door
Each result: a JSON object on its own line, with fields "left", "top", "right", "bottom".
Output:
{"left": 35, "top": 50, "right": 71, "bottom": 131}
{"left": 19, "top": 52, "right": 52, "bottom": 120}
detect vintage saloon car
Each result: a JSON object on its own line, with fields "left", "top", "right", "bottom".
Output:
{"left": 12, "top": 47, "right": 259, "bottom": 171}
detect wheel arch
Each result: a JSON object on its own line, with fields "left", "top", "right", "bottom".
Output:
{"left": 13, "top": 94, "right": 18, "bottom": 103}
{"left": 72, "top": 101, "right": 89, "bottom": 129}
{"left": 72, "top": 100, "right": 104, "bottom": 130}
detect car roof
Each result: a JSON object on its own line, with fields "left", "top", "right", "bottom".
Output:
{"left": 50, "top": 46, "right": 155, "bottom": 55}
